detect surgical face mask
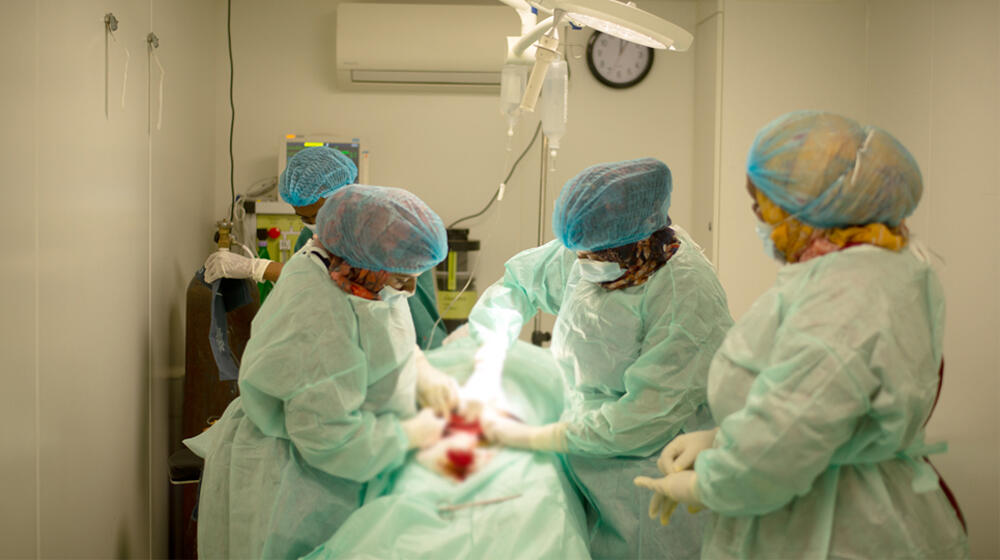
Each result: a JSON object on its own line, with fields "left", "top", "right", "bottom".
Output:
{"left": 755, "top": 220, "right": 786, "bottom": 263}
{"left": 378, "top": 285, "right": 412, "bottom": 304}
{"left": 578, "top": 259, "right": 625, "bottom": 283}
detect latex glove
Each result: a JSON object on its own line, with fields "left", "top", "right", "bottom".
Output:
{"left": 657, "top": 428, "right": 719, "bottom": 475}
{"left": 414, "top": 348, "right": 459, "bottom": 416}
{"left": 459, "top": 342, "right": 508, "bottom": 419}
{"left": 204, "top": 250, "right": 271, "bottom": 283}
{"left": 481, "top": 411, "right": 568, "bottom": 452}
{"left": 634, "top": 471, "right": 703, "bottom": 526}
{"left": 458, "top": 397, "right": 486, "bottom": 421}
{"left": 401, "top": 408, "right": 447, "bottom": 450}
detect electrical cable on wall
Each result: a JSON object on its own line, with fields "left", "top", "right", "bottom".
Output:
{"left": 425, "top": 121, "right": 543, "bottom": 348}
{"left": 228, "top": 0, "right": 236, "bottom": 221}
{"left": 233, "top": 176, "right": 278, "bottom": 243}
{"left": 448, "top": 121, "right": 543, "bottom": 229}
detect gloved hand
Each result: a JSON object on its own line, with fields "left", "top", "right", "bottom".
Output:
{"left": 459, "top": 342, "right": 508, "bottom": 419}
{"left": 414, "top": 348, "right": 459, "bottom": 416}
{"left": 657, "top": 428, "right": 719, "bottom": 474}
{"left": 481, "top": 411, "right": 568, "bottom": 452}
{"left": 458, "top": 398, "right": 486, "bottom": 421}
{"left": 633, "top": 471, "right": 703, "bottom": 526}
{"left": 400, "top": 408, "right": 447, "bottom": 450}
{"left": 204, "top": 250, "right": 272, "bottom": 283}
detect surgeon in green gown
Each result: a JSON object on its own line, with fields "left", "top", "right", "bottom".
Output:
{"left": 635, "top": 111, "right": 969, "bottom": 559}
{"left": 186, "top": 185, "right": 459, "bottom": 559}
{"left": 464, "top": 158, "right": 734, "bottom": 559}
{"left": 203, "top": 146, "right": 448, "bottom": 349}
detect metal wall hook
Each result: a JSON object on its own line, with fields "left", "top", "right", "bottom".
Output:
{"left": 104, "top": 13, "right": 118, "bottom": 32}
{"left": 147, "top": 32, "right": 159, "bottom": 49}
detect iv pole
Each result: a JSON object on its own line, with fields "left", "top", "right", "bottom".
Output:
{"left": 531, "top": 136, "right": 553, "bottom": 346}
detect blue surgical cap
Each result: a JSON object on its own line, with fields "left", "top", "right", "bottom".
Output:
{"left": 747, "top": 111, "right": 922, "bottom": 228}
{"left": 552, "top": 158, "right": 672, "bottom": 252}
{"left": 315, "top": 185, "right": 447, "bottom": 274}
{"left": 279, "top": 146, "right": 359, "bottom": 207}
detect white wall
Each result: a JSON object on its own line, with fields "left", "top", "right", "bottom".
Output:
{"left": 715, "top": 0, "right": 868, "bottom": 315}
{"left": 212, "top": 0, "right": 698, "bottom": 337}
{"left": 2, "top": 2, "right": 40, "bottom": 557}
{"left": 692, "top": 0, "right": 723, "bottom": 259}
{"left": 714, "top": 1, "right": 1000, "bottom": 557}
{"left": 865, "top": 3, "right": 1000, "bottom": 557}
{"left": 149, "top": 1, "right": 221, "bottom": 557}
{"left": 0, "top": 1, "right": 217, "bottom": 558}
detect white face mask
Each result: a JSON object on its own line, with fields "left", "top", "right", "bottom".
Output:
{"left": 378, "top": 285, "right": 412, "bottom": 304}
{"left": 755, "top": 220, "right": 786, "bottom": 263}
{"left": 578, "top": 259, "right": 626, "bottom": 283}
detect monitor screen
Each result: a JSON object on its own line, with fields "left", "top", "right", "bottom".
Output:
{"left": 286, "top": 141, "right": 360, "bottom": 168}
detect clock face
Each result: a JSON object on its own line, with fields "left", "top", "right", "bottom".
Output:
{"left": 586, "top": 31, "right": 654, "bottom": 89}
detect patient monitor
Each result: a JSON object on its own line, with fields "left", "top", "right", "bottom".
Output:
{"left": 277, "top": 134, "right": 370, "bottom": 183}
{"left": 241, "top": 135, "right": 371, "bottom": 267}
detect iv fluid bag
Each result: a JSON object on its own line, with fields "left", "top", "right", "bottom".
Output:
{"left": 500, "top": 64, "right": 528, "bottom": 136}
{"left": 540, "top": 60, "right": 568, "bottom": 152}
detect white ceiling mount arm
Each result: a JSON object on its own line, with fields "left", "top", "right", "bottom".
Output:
{"left": 509, "top": 16, "right": 555, "bottom": 62}
{"left": 519, "top": 10, "right": 565, "bottom": 112}
{"left": 497, "top": 0, "right": 541, "bottom": 34}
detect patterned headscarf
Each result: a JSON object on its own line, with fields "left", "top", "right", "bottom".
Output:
{"left": 754, "top": 188, "right": 908, "bottom": 263}
{"left": 309, "top": 238, "right": 389, "bottom": 300}
{"left": 578, "top": 226, "right": 680, "bottom": 290}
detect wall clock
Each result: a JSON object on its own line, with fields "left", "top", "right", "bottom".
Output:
{"left": 586, "top": 31, "right": 654, "bottom": 89}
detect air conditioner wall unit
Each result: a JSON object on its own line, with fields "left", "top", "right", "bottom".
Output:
{"left": 336, "top": 3, "right": 522, "bottom": 93}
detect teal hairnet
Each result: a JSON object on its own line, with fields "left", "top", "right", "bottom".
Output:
{"left": 747, "top": 111, "right": 922, "bottom": 228}
{"left": 552, "top": 158, "right": 672, "bottom": 252}
{"left": 316, "top": 185, "right": 447, "bottom": 274}
{"left": 279, "top": 146, "right": 358, "bottom": 207}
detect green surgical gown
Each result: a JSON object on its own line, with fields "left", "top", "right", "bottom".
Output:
{"left": 467, "top": 226, "right": 733, "bottom": 559}
{"left": 186, "top": 246, "right": 418, "bottom": 560}
{"left": 695, "top": 245, "right": 969, "bottom": 559}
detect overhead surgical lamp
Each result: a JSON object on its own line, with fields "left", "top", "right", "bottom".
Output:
{"left": 555, "top": 0, "right": 692, "bottom": 50}
{"left": 499, "top": 0, "right": 693, "bottom": 113}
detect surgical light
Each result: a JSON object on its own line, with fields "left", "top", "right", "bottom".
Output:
{"left": 510, "top": 0, "right": 693, "bottom": 112}
{"left": 556, "top": 0, "right": 693, "bottom": 51}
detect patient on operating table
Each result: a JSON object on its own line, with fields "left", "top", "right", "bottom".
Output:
{"left": 416, "top": 411, "right": 510, "bottom": 481}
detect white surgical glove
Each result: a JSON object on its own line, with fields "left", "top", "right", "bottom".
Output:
{"left": 204, "top": 250, "right": 271, "bottom": 283}
{"left": 633, "top": 471, "right": 703, "bottom": 526}
{"left": 459, "top": 342, "right": 508, "bottom": 419}
{"left": 414, "top": 348, "right": 460, "bottom": 416}
{"left": 657, "top": 428, "right": 719, "bottom": 475}
{"left": 481, "top": 411, "right": 568, "bottom": 452}
{"left": 400, "top": 408, "right": 447, "bottom": 450}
